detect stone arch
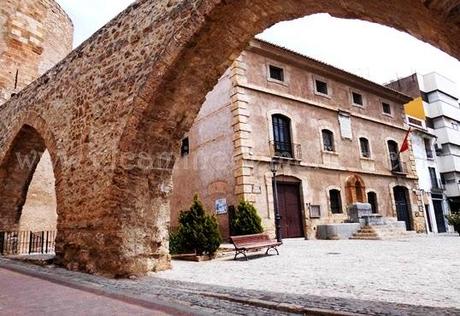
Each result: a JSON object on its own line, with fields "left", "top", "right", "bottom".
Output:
{"left": 1, "top": 0, "right": 458, "bottom": 276}
{"left": 345, "top": 174, "right": 366, "bottom": 205}
{"left": 0, "top": 113, "right": 61, "bottom": 231}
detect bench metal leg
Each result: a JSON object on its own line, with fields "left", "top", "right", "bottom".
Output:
{"left": 265, "top": 246, "right": 279, "bottom": 256}
{"left": 234, "top": 250, "right": 248, "bottom": 261}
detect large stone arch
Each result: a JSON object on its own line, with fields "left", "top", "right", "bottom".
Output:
{"left": 113, "top": 0, "right": 460, "bottom": 275}
{"left": 0, "top": 0, "right": 458, "bottom": 276}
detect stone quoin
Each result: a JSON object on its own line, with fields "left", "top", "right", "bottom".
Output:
{"left": 0, "top": 0, "right": 458, "bottom": 277}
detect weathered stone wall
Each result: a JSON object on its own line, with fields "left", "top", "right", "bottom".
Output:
{"left": 170, "top": 68, "right": 236, "bottom": 238}
{"left": 0, "top": 0, "right": 457, "bottom": 276}
{"left": 0, "top": 0, "right": 71, "bottom": 236}
{"left": 0, "top": 0, "right": 73, "bottom": 104}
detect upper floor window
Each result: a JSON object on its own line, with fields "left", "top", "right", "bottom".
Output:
{"left": 387, "top": 140, "right": 401, "bottom": 172}
{"left": 424, "top": 138, "right": 434, "bottom": 159}
{"left": 429, "top": 167, "right": 440, "bottom": 190}
{"left": 352, "top": 92, "right": 364, "bottom": 106}
{"left": 315, "top": 80, "right": 329, "bottom": 95}
{"left": 359, "top": 137, "right": 371, "bottom": 158}
{"left": 322, "top": 129, "right": 335, "bottom": 152}
{"left": 181, "top": 137, "right": 189, "bottom": 156}
{"left": 382, "top": 102, "right": 392, "bottom": 115}
{"left": 272, "top": 114, "right": 292, "bottom": 158}
{"left": 329, "top": 189, "right": 343, "bottom": 214}
{"left": 269, "top": 65, "right": 284, "bottom": 82}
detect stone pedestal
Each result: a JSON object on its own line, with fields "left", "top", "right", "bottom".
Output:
{"left": 348, "top": 203, "right": 372, "bottom": 223}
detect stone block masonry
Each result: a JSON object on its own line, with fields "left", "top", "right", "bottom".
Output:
{"left": 0, "top": 0, "right": 458, "bottom": 276}
{"left": 0, "top": 0, "right": 73, "bottom": 104}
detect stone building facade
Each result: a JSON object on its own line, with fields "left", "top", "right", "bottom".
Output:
{"left": 0, "top": 0, "right": 73, "bottom": 232}
{"left": 171, "top": 39, "right": 426, "bottom": 240}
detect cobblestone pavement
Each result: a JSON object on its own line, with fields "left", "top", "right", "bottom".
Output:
{"left": 0, "top": 235, "right": 459, "bottom": 315}
{"left": 157, "top": 235, "right": 460, "bottom": 309}
{"left": 0, "top": 268, "right": 169, "bottom": 315}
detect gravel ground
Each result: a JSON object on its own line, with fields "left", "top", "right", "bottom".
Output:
{"left": 156, "top": 234, "right": 460, "bottom": 308}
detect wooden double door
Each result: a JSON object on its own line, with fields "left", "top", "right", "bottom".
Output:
{"left": 276, "top": 182, "right": 304, "bottom": 238}
{"left": 393, "top": 186, "right": 412, "bottom": 231}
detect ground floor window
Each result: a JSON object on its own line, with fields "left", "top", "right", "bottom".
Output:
{"left": 367, "top": 191, "right": 378, "bottom": 213}
{"left": 329, "top": 189, "right": 342, "bottom": 214}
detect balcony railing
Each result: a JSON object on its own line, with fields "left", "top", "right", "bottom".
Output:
{"left": 270, "top": 141, "right": 302, "bottom": 160}
{"left": 390, "top": 159, "right": 408, "bottom": 175}
{"left": 426, "top": 149, "right": 434, "bottom": 159}
{"left": 431, "top": 179, "right": 445, "bottom": 192}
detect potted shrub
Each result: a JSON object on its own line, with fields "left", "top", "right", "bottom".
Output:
{"left": 230, "top": 200, "right": 264, "bottom": 236}
{"left": 446, "top": 212, "right": 460, "bottom": 236}
{"left": 170, "top": 194, "right": 222, "bottom": 261}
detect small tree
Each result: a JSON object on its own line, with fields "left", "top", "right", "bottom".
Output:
{"left": 446, "top": 212, "right": 460, "bottom": 236}
{"left": 171, "top": 195, "right": 222, "bottom": 255}
{"left": 231, "top": 200, "right": 264, "bottom": 236}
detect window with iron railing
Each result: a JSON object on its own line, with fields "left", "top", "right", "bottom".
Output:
{"left": 429, "top": 167, "right": 443, "bottom": 191}
{"left": 387, "top": 140, "right": 402, "bottom": 172}
{"left": 322, "top": 129, "right": 335, "bottom": 152}
{"left": 272, "top": 114, "right": 293, "bottom": 158}
{"left": 424, "top": 138, "right": 433, "bottom": 159}
{"left": 359, "top": 137, "right": 371, "bottom": 158}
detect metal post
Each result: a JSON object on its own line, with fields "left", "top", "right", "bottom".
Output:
{"left": 272, "top": 170, "right": 282, "bottom": 242}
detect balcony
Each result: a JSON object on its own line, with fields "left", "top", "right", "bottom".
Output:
{"left": 426, "top": 100, "right": 460, "bottom": 120}
{"left": 434, "top": 127, "right": 460, "bottom": 147}
{"left": 431, "top": 179, "right": 445, "bottom": 193}
{"left": 445, "top": 182, "right": 460, "bottom": 197}
{"left": 437, "top": 155, "right": 460, "bottom": 173}
{"left": 390, "top": 159, "right": 408, "bottom": 175}
{"left": 270, "top": 141, "right": 302, "bottom": 160}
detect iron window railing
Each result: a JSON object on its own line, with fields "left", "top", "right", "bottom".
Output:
{"left": 270, "top": 141, "right": 302, "bottom": 160}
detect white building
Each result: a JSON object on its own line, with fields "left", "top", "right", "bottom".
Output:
{"left": 387, "top": 72, "right": 460, "bottom": 233}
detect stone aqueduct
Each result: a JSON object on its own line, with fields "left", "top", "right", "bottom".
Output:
{"left": 0, "top": 0, "right": 459, "bottom": 276}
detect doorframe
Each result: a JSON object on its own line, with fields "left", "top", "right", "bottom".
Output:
{"left": 275, "top": 176, "right": 305, "bottom": 238}
{"left": 392, "top": 185, "right": 413, "bottom": 231}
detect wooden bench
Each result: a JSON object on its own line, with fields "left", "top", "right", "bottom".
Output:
{"left": 230, "top": 233, "right": 282, "bottom": 260}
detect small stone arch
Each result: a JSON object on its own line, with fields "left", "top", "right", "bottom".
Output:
{"left": 0, "top": 114, "right": 60, "bottom": 231}
{"left": 345, "top": 174, "right": 366, "bottom": 205}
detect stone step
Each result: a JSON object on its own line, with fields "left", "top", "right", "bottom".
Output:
{"left": 353, "top": 232, "right": 379, "bottom": 237}
{"left": 350, "top": 236, "right": 381, "bottom": 240}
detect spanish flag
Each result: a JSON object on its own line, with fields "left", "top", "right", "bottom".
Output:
{"left": 399, "top": 127, "right": 412, "bottom": 153}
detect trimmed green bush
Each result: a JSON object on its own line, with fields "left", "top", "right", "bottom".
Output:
{"left": 230, "top": 200, "right": 264, "bottom": 236}
{"left": 447, "top": 212, "right": 460, "bottom": 236}
{"left": 170, "top": 195, "right": 222, "bottom": 255}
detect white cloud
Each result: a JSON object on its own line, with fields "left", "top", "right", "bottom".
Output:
{"left": 56, "top": 2, "right": 460, "bottom": 94}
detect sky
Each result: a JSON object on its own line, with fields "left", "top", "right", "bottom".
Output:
{"left": 56, "top": 0, "right": 460, "bottom": 94}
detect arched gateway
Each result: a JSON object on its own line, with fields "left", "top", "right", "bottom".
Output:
{"left": 0, "top": 0, "right": 458, "bottom": 276}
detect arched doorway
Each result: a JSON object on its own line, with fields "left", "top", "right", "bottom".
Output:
{"left": 393, "top": 186, "right": 412, "bottom": 231}
{"left": 0, "top": 124, "right": 58, "bottom": 255}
